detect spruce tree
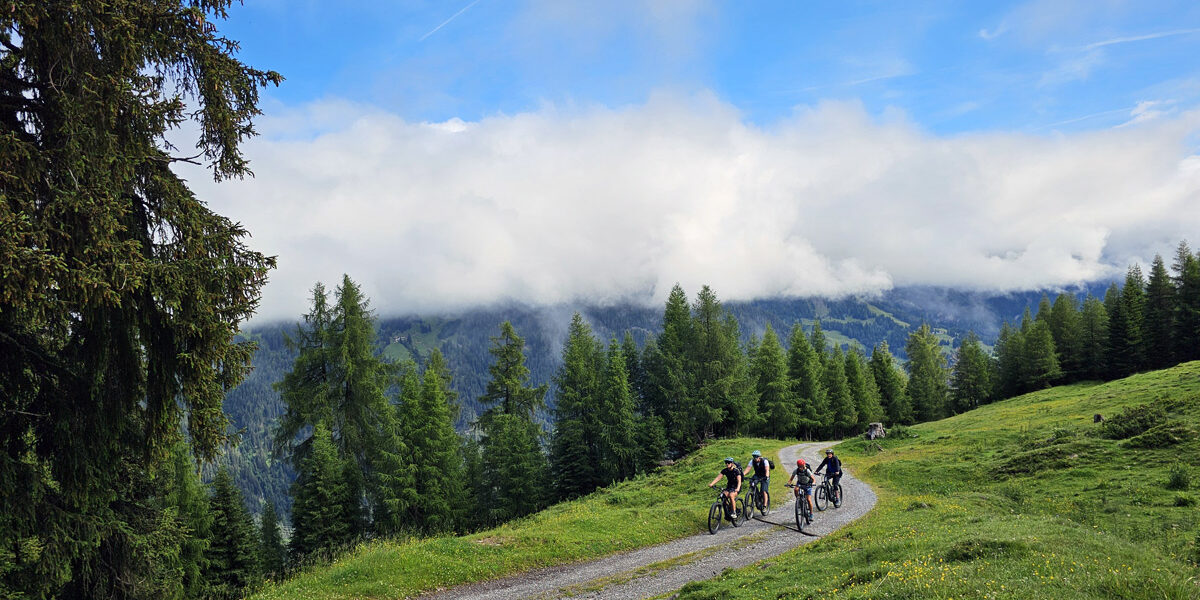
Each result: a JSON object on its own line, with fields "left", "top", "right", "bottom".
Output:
{"left": 751, "top": 324, "right": 799, "bottom": 438}
{"left": 905, "top": 324, "right": 949, "bottom": 422}
{"left": 809, "top": 320, "right": 829, "bottom": 360}
{"left": 1047, "top": 293, "right": 1083, "bottom": 382}
{"left": 205, "top": 468, "right": 261, "bottom": 598}
{"left": 1109, "top": 267, "right": 1146, "bottom": 376}
{"left": 550, "top": 314, "right": 604, "bottom": 499}
{"left": 1143, "top": 255, "right": 1176, "bottom": 369}
{"left": 788, "top": 323, "right": 829, "bottom": 437}
{"left": 690, "top": 286, "right": 757, "bottom": 437}
{"left": 1079, "top": 294, "right": 1110, "bottom": 380}
{"left": 289, "top": 423, "right": 351, "bottom": 560}
{"left": 259, "top": 503, "right": 286, "bottom": 580}
{"left": 994, "top": 321, "right": 1024, "bottom": 397}
{"left": 845, "top": 349, "right": 884, "bottom": 429}
{"left": 622, "top": 331, "right": 648, "bottom": 413}
{"left": 949, "top": 332, "right": 993, "bottom": 413}
{"left": 1022, "top": 320, "right": 1061, "bottom": 389}
{"left": 823, "top": 347, "right": 858, "bottom": 436}
{"left": 870, "top": 342, "right": 912, "bottom": 425}
{"left": 1173, "top": 242, "right": 1200, "bottom": 362}
{"left": 597, "top": 341, "right": 638, "bottom": 484}
{"left": 395, "top": 362, "right": 470, "bottom": 533}
{"left": 0, "top": 3, "right": 278, "bottom": 594}
{"left": 163, "top": 443, "right": 212, "bottom": 599}
{"left": 479, "top": 321, "right": 549, "bottom": 422}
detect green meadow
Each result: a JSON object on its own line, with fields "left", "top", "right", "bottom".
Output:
{"left": 254, "top": 437, "right": 792, "bottom": 599}
{"left": 677, "top": 362, "right": 1200, "bottom": 599}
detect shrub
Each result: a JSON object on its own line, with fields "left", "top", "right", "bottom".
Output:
{"left": 1098, "top": 403, "right": 1166, "bottom": 440}
{"left": 1121, "top": 423, "right": 1196, "bottom": 449}
{"left": 1166, "top": 463, "right": 1191, "bottom": 491}
{"left": 1172, "top": 494, "right": 1195, "bottom": 507}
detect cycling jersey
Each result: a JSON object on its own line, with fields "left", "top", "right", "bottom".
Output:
{"left": 749, "top": 457, "right": 769, "bottom": 478}
{"left": 721, "top": 465, "right": 742, "bottom": 490}
{"left": 816, "top": 455, "right": 841, "bottom": 475}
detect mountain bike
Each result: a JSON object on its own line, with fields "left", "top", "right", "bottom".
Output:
{"left": 746, "top": 476, "right": 770, "bottom": 517}
{"left": 814, "top": 473, "right": 843, "bottom": 511}
{"left": 785, "top": 483, "right": 813, "bottom": 532}
{"left": 707, "top": 487, "right": 746, "bottom": 534}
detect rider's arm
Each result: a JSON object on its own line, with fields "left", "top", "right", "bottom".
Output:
{"left": 708, "top": 473, "right": 723, "bottom": 487}
{"left": 734, "top": 472, "right": 742, "bottom": 492}
{"left": 743, "top": 463, "right": 752, "bottom": 476}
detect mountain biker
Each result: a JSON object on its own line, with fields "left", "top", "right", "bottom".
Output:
{"left": 787, "top": 458, "right": 815, "bottom": 515}
{"left": 815, "top": 448, "right": 842, "bottom": 504}
{"left": 743, "top": 450, "right": 770, "bottom": 510}
{"left": 708, "top": 457, "right": 742, "bottom": 521}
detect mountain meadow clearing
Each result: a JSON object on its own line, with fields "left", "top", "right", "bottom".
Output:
{"left": 677, "top": 361, "right": 1200, "bottom": 599}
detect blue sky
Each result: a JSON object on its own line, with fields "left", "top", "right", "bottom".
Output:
{"left": 188, "top": 1, "right": 1200, "bottom": 319}
{"left": 223, "top": 0, "right": 1200, "bottom": 134}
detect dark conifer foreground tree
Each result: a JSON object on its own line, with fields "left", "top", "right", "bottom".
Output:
{"left": 1173, "top": 242, "right": 1200, "bottom": 361}
{"left": 1109, "top": 267, "right": 1147, "bottom": 377}
{"left": 1144, "top": 255, "right": 1176, "bottom": 369}
{"left": 789, "top": 323, "right": 829, "bottom": 437}
{"left": 1047, "top": 294, "right": 1083, "bottom": 379}
{"left": 205, "top": 468, "right": 262, "bottom": 598}
{"left": 691, "top": 286, "right": 758, "bottom": 438}
{"left": 551, "top": 314, "right": 604, "bottom": 499}
{"left": 823, "top": 347, "right": 858, "bottom": 436}
{"left": 1022, "top": 320, "right": 1061, "bottom": 389}
{"left": 0, "top": 2, "right": 279, "bottom": 596}
{"left": 259, "top": 503, "right": 287, "bottom": 580}
{"left": 164, "top": 443, "right": 213, "bottom": 599}
{"left": 597, "top": 341, "right": 638, "bottom": 483}
{"left": 1079, "top": 294, "right": 1110, "bottom": 380}
{"left": 289, "top": 423, "right": 351, "bottom": 560}
{"left": 844, "top": 349, "right": 884, "bottom": 431}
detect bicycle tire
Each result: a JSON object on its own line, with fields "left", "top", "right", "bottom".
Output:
{"left": 732, "top": 498, "right": 746, "bottom": 527}
{"left": 708, "top": 502, "right": 722, "bottom": 534}
{"left": 815, "top": 485, "right": 828, "bottom": 511}
{"left": 833, "top": 483, "right": 843, "bottom": 508}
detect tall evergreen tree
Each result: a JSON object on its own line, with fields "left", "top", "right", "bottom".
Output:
{"left": 1047, "top": 293, "right": 1083, "bottom": 381}
{"left": 950, "top": 332, "right": 993, "bottom": 413}
{"left": 845, "top": 349, "right": 884, "bottom": 429}
{"left": 788, "top": 323, "right": 829, "bottom": 437}
{"left": 809, "top": 320, "right": 829, "bottom": 360}
{"left": 1035, "top": 295, "right": 1054, "bottom": 323}
{"left": 905, "top": 324, "right": 949, "bottom": 422}
{"left": 691, "top": 286, "right": 757, "bottom": 437}
{"left": 870, "top": 342, "right": 911, "bottom": 425}
{"left": 1143, "top": 255, "right": 1176, "bottom": 369}
{"left": 1079, "top": 294, "right": 1110, "bottom": 380}
{"left": 478, "top": 322, "right": 549, "bottom": 524}
{"left": 289, "top": 423, "right": 351, "bottom": 560}
{"left": 823, "top": 347, "right": 858, "bottom": 436}
{"left": 205, "top": 468, "right": 261, "bottom": 598}
{"left": 0, "top": 3, "right": 278, "bottom": 595}
{"left": 622, "top": 331, "right": 647, "bottom": 413}
{"left": 1109, "top": 267, "right": 1146, "bottom": 376}
{"left": 259, "top": 503, "right": 286, "bottom": 580}
{"left": 1022, "top": 320, "right": 1061, "bottom": 389}
{"left": 163, "top": 443, "right": 212, "bottom": 599}
{"left": 1173, "top": 242, "right": 1200, "bottom": 362}
{"left": 751, "top": 324, "right": 798, "bottom": 438}
{"left": 550, "top": 314, "right": 603, "bottom": 499}
{"left": 993, "top": 322, "right": 1024, "bottom": 397}
{"left": 597, "top": 341, "right": 638, "bottom": 484}
{"left": 394, "top": 362, "right": 470, "bottom": 533}
{"left": 426, "top": 348, "right": 461, "bottom": 424}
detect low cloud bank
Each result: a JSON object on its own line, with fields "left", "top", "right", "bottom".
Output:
{"left": 183, "top": 94, "right": 1200, "bottom": 321}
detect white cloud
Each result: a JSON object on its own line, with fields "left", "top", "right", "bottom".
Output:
{"left": 180, "top": 95, "right": 1200, "bottom": 322}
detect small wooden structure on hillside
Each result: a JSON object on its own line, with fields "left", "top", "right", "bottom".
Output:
{"left": 865, "top": 422, "right": 886, "bottom": 440}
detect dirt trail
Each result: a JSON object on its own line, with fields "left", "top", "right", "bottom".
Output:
{"left": 423, "top": 442, "right": 876, "bottom": 600}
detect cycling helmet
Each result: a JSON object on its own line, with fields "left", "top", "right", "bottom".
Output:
{"left": 751, "top": 450, "right": 762, "bottom": 457}
{"left": 796, "top": 459, "right": 806, "bottom": 467}
{"left": 724, "top": 457, "right": 735, "bottom": 463}
{"left": 824, "top": 449, "right": 834, "bottom": 454}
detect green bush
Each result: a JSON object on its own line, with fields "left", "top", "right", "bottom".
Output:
{"left": 1098, "top": 403, "right": 1166, "bottom": 440}
{"left": 1166, "top": 463, "right": 1191, "bottom": 491}
{"left": 1172, "top": 494, "right": 1195, "bottom": 507}
{"left": 1121, "top": 423, "right": 1196, "bottom": 449}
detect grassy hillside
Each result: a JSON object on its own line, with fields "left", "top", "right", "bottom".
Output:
{"left": 678, "top": 362, "right": 1200, "bottom": 599}
{"left": 254, "top": 437, "right": 792, "bottom": 599}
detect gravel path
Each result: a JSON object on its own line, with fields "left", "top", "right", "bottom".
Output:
{"left": 423, "top": 442, "right": 877, "bottom": 600}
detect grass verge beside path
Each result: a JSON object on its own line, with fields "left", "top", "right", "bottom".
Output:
{"left": 677, "top": 362, "right": 1200, "bottom": 600}
{"left": 254, "top": 438, "right": 792, "bottom": 599}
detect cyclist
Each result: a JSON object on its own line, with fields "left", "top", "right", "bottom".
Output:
{"left": 787, "top": 458, "right": 815, "bottom": 516}
{"left": 743, "top": 450, "right": 770, "bottom": 511}
{"left": 707, "top": 457, "right": 743, "bottom": 521}
{"left": 814, "top": 448, "right": 843, "bottom": 504}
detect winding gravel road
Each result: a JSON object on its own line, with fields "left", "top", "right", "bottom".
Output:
{"left": 422, "top": 442, "right": 877, "bottom": 600}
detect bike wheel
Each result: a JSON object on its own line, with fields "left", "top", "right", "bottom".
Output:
{"left": 802, "top": 498, "right": 813, "bottom": 528}
{"left": 833, "top": 484, "right": 843, "bottom": 508}
{"left": 815, "top": 486, "right": 828, "bottom": 511}
{"left": 732, "top": 498, "right": 746, "bottom": 527}
{"left": 708, "top": 502, "right": 722, "bottom": 534}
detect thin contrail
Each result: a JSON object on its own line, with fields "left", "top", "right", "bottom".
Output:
{"left": 420, "top": 0, "right": 483, "bottom": 42}
{"left": 1083, "top": 28, "right": 1200, "bottom": 50}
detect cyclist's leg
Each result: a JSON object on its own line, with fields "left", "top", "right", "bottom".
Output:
{"left": 833, "top": 473, "right": 842, "bottom": 501}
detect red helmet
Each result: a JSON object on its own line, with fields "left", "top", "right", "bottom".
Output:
{"left": 796, "top": 459, "right": 806, "bottom": 467}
